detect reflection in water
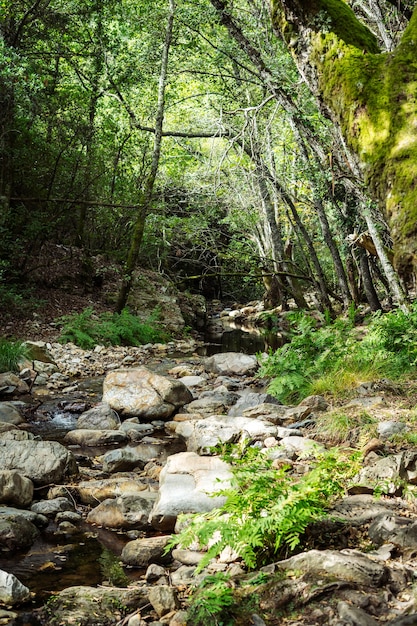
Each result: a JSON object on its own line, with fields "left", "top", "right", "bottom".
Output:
{"left": 200, "top": 324, "right": 283, "bottom": 356}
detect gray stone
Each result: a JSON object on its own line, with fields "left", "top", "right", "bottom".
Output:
{"left": 77, "top": 402, "right": 121, "bottom": 430}
{"left": 0, "top": 403, "right": 25, "bottom": 425}
{"left": 377, "top": 420, "right": 407, "bottom": 439}
{"left": 173, "top": 415, "right": 277, "bottom": 454}
{"left": 204, "top": 352, "right": 258, "bottom": 376}
{"left": 0, "top": 514, "right": 39, "bottom": 551}
{"left": 87, "top": 492, "right": 157, "bottom": 529}
{"left": 0, "top": 471, "right": 33, "bottom": 508}
{"left": 31, "top": 496, "right": 75, "bottom": 518}
{"left": 64, "top": 429, "right": 128, "bottom": 447}
{"left": 148, "top": 585, "right": 178, "bottom": 617}
{"left": 276, "top": 549, "right": 387, "bottom": 586}
{"left": 228, "top": 392, "right": 281, "bottom": 417}
{"left": 150, "top": 452, "right": 232, "bottom": 531}
{"left": 121, "top": 535, "right": 172, "bottom": 567}
{"left": 75, "top": 476, "right": 149, "bottom": 505}
{"left": 0, "top": 440, "right": 77, "bottom": 486}
{"left": 102, "top": 367, "right": 193, "bottom": 419}
{"left": 0, "top": 570, "right": 30, "bottom": 605}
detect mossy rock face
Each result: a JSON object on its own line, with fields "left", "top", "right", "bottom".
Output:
{"left": 272, "top": 0, "right": 417, "bottom": 283}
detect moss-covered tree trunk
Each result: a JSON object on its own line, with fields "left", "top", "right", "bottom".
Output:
{"left": 271, "top": 0, "right": 417, "bottom": 285}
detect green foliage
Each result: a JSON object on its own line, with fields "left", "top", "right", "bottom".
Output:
{"left": 0, "top": 339, "right": 28, "bottom": 373}
{"left": 98, "top": 549, "right": 130, "bottom": 587}
{"left": 258, "top": 305, "right": 417, "bottom": 403}
{"left": 315, "top": 410, "right": 377, "bottom": 445}
{"left": 186, "top": 573, "right": 235, "bottom": 626}
{"left": 169, "top": 447, "right": 358, "bottom": 572}
{"left": 57, "top": 307, "right": 169, "bottom": 349}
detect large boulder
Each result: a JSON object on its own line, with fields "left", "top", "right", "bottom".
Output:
{"left": 0, "top": 440, "right": 77, "bottom": 486}
{"left": 75, "top": 476, "right": 150, "bottom": 505}
{"left": 204, "top": 352, "right": 258, "bottom": 376}
{"left": 121, "top": 535, "right": 172, "bottom": 567}
{"left": 0, "top": 470, "right": 33, "bottom": 508}
{"left": 150, "top": 451, "right": 232, "bottom": 531}
{"left": 87, "top": 493, "right": 157, "bottom": 529}
{"left": 172, "top": 415, "right": 277, "bottom": 454}
{"left": 102, "top": 367, "right": 193, "bottom": 419}
{"left": 63, "top": 429, "right": 128, "bottom": 447}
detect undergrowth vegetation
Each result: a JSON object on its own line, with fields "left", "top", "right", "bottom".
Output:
{"left": 56, "top": 307, "right": 170, "bottom": 349}
{"left": 169, "top": 445, "right": 360, "bottom": 571}
{"left": 0, "top": 338, "right": 28, "bottom": 373}
{"left": 258, "top": 305, "right": 417, "bottom": 403}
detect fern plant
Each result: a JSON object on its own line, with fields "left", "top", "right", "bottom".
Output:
{"left": 56, "top": 307, "right": 170, "bottom": 348}
{"left": 168, "top": 446, "right": 359, "bottom": 571}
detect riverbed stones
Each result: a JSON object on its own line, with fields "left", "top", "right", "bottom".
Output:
{"left": 76, "top": 402, "right": 121, "bottom": 430}
{"left": 0, "top": 570, "right": 30, "bottom": 606}
{"left": 121, "top": 535, "right": 172, "bottom": 567}
{"left": 0, "top": 440, "right": 77, "bottom": 486}
{"left": 87, "top": 492, "right": 157, "bottom": 529}
{"left": 0, "top": 402, "right": 25, "bottom": 425}
{"left": 148, "top": 585, "right": 178, "bottom": 617}
{"left": 102, "top": 367, "right": 193, "bottom": 419}
{"left": 0, "top": 470, "right": 33, "bottom": 508}
{"left": 204, "top": 352, "right": 258, "bottom": 376}
{"left": 0, "top": 514, "right": 40, "bottom": 550}
{"left": 76, "top": 476, "right": 151, "bottom": 505}
{"left": 172, "top": 415, "right": 277, "bottom": 454}
{"left": 0, "top": 374, "right": 29, "bottom": 396}
{"left": 150, "top": 451, "right": 232, "bottom": 531}
{"left": 64, "top": 428, "right": 128, "bottom": 447}
{"left": 275, "top": 549, "right": 388, "bottom": 586}
{"left": 31, "top": 496, "right": 75, "bottom": 518}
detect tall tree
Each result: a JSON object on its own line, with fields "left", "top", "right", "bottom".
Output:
{"left": 270, "top": 0, "right": 417, "bottom": 288}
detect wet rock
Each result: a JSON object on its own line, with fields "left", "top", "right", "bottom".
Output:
{"left": 172, "top": 414, "right": 277, "bottom": 454}
{"left": 31, "top": 496, "right": 75, "bottom": 518}
{"left": 77, "top": 402, "right": 121, "bottom": 430}
{"left": 0, "top": 440, "right": 78, "bottom": 486}
{"left": 119, "top": 419, "right": 155, "bottom": 441}
{"left": 276, "top": 549, "right": 388, "bottom": 586}
{"left": 204, "top": 352, "right": 258, "bottom": 376}
{"left": 64, "top": 429, "right": 128, "bottom": 447}
{"left": 0, "top": 471, "right": 34, "bottom": 508}
{"left": 102, "top": 367, "right": 193, "bottom": 419}
{"left": 150, "top": 451, "right": 232, "bottom": 531}
{"left": 0, "top": 570, "right": 30, "bottom": 606}
{"left": 87, "top": 492, "right": 157, "bottom": 529}
{"left": 0, "top": 514, "right": 40, "bottom": 550}
{"left": 0, "top": 402, "right": 25, "bottom": 425}
{"left": 121, "top": 535, "right": 172, "bottom": 567}
{"left": 76, "top": 476, "right": 150, "bottom": 505}
{"left": 101, "top": 437, "right": 183, "bottom": 473}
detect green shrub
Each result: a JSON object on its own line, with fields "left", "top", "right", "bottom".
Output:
{"left": 56, "top": 307, "right": 170, "bottom": 349}
{"left": 0, "top": 338, "right": 27, "bottom": 373}
{"left": 258, "top": 305, "right": 417, "bottom": 403}
{"left": 186, "top": 573, "right": 235, "bottom": 626}
{"left": 168, "top": 446, "right": 359, "bottom": 571}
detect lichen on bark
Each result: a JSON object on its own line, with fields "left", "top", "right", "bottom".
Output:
{"left": 272, "top": 0, "right": 417, "bottom": 282}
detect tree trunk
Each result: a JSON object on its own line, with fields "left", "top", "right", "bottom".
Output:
{"left": 271, "top": 0, "right": 417, "bottom": 286}
{"left": 116, "top": 0, "right": 175, "bottom": 313}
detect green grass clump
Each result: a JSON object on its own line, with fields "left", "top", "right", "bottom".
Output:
{"left": 258, "top": 304, "right": 417, "bottom": 404}
{"left": 57, "top": 306, "right": 170, "bottom": 349}
{"left": 0, "top": 338, "right": 28, "bottom": 373}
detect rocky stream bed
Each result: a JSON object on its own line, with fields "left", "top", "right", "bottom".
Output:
{"left": 2, "top": 332, "right": 417, "bottom": 625}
